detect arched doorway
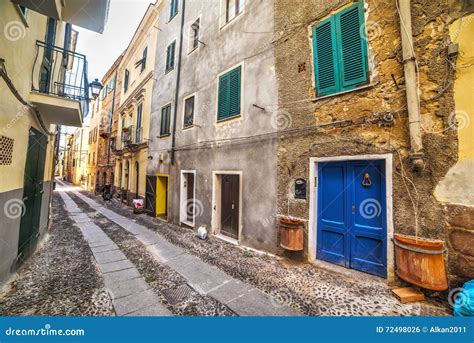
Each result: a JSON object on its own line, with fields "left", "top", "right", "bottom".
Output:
{"left": 135, "top": 162, "right": 139, "bottom": 199}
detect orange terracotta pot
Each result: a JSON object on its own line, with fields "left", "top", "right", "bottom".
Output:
{"left": 394, "top": 234, "right": 448, "bottom": 291}
{"left": 280, "top": 218, "right": 304, "bottom": 251}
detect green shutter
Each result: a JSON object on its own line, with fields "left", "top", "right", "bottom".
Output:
{"left": 336, "top": 3, "right": 368, "bottom": 90}
{"left": 217, "top": 66, "right": 241, "bottom": 120}
{"left": 217, "top": 74, "right": 229, "bottom": 120}
{"left": 312, "top": 2, "right": 368, "bottom": 96}
{"left": 170, "top": 42, "right": 175, "bottom": 69}
{"left": 312, "top": 17, "right": 339, "bottom": 96}
{"left": 228, "top": 66, "right": 241, "bottom": 116}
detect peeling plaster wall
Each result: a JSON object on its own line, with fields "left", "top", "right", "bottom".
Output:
{"left": 274, "top": 0, "right": 465, "bottom": 283}
{"left": 148, "top": 0, "right": 279, "bottom": 252}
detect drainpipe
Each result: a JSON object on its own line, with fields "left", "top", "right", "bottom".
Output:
{"left": 107, "top": 70, "right": 118, "bottom": 185}
{"left": 170, "top": 0, "right": 186, "bottom": 165}
{"left": 398, "top": 0, "right": 425, "bottom": 171}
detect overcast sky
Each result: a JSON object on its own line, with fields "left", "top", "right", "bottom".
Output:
{"left": 75, "top": 0, "right": 152, "bottom": 82}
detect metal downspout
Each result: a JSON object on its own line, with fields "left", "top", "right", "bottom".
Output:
{"left": 398, "top": 0, "right": 425, "bottom": 171}
{"left": 171, "top": 0, "right": 186, "bottom": 165}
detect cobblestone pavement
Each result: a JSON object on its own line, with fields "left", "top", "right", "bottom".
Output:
{"left": 0, "top": 194, "right": 114, "bottom": 316}
{"left": 75, "top": 188, "right": 451, "bottom": 317}
{"left": 66, "top": 192, "right": 236, "bottom": 316}
{"left": 0, "top": 183, "right": 451, "bottom": 317}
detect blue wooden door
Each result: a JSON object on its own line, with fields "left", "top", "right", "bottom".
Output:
{"left": 317, "top": 160, "right": 387, "bottom": 277}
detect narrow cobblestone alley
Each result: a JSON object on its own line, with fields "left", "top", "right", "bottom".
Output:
{"left": 0, "top": 182, "right": 450, "bottom": 316}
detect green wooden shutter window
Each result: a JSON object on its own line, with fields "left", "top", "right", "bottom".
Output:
{"left": 312, "top": 17, "right": 339, "bottom": 96}
{"left": 141, "top": 47, "right": 147, "bottom": 72}
{"left": 160, "top": 105, "right": 171, "bottom": 136}
{"left": 217, "top": 66, "right": 241, "bottom": 120}
{"left": 312, "top": 2, "right": 368, "bottom": 96}
{"left": 166, "top": 42, "right": 175, "bottom": 72}
{"left": 170, "top": 0, "right": 178, "bottom": 19}
{"left": 124, "top": 69, "right": 129, "bottom": 92}
{"left": 337, "top": 3, "right": 368, "bottom": 90}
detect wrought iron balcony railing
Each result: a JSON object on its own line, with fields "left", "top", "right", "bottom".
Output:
{"left": 32, "top": 41, "right": 89, "bottom": 118}
{"left": 120, "top": 125, "right": 145, "bottom": 148}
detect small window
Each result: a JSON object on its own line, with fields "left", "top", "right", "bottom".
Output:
{"left": 166, "top": 41, "right": 176, "bottom": 73}
{"left": 217, "top": 65, "right": 241, "bottom": 121}
{"left": 190, "top": 19, "right": 200, "bottom": 52}
{"left": 183, "top": 96, "right": 195, "bottom": 129}
{"left": 124, "top": 69, "right": 130, "bottom": 93}
{"left": 160, "top": 105, "right": 172, "bottom": 136}
{"left": 312, "top": 2, "right": 369, "bottom": 96}
{"left": 142, "top": 47, "right": 147, "bottom": 72}
{"left": 226, "top": 0, "right": 244, "bottom": 23}
{"left": 17, "top": 5, "right": 28, "bottom": 19}
{"left": 170, "top": 0, "right": 178, "bottom": 20}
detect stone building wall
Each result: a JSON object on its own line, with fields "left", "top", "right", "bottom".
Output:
{"left": 274, "top": 0, "right": 468, "bottom": 285}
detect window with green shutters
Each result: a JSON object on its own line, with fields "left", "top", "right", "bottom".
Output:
{"left": 170, "top": 0, "right": 178, "bottom": 20}
{"left": 166, "top": 41, "right": 176, "bottom": 73}
{"left": 217, "top": 65, "right": 241, "bottom": 121}
{"left": 160, "top": 104, "right": 172, "bottom": 136}
{"left": 312, "top": 2, "right": 369, "bottom": 96}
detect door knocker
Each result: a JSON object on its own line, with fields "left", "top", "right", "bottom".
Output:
{"left": 362, "top": 173, "right": 372, "bottom": 187}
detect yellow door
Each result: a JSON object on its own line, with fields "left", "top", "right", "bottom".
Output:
{"left": 156, "top": 175, "right": 168, "bottom": 217}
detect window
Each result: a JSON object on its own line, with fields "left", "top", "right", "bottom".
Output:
{"left": 166, "top": 41, "right": 176, "bottom": 73}
{"left": 160, "top": 105, "right": 172, "bottom": 136}
{"left": 136, "top": 103, "right": 143, "bottom": 143}
{"left": 170, "top": 0, "right": 178, "bottom": 20}
{"left": 141, "top": 47, "right": 147, "bottom": 72}
{"left": 217, "top": 65, "right": 241, "bottom": 121}
{"left": 312, "top": 2, "right": 368, "bottom": 96}
{"left": 124, "top": 69, "right": 130, "bottom": 93}
{"left": 190, "top": 19, "right": 200, "bottom": 51}
{"left": 226, "top": 0, "right": 244, "bottom": 23}
{"left": 19, "top": 5, "right": 28, "bottom": 16}
{"left": 183, "top": 96, "right": 195, "bottom": 128}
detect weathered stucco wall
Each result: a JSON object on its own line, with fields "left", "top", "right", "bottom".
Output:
{"left": 274, "top": 0, "right": 467, "bottom": 284}
{"left": 0, "top": 3, "right": 65, "bottom": 283}
{"left": 148, "top": 0, "right": 280, "bottom": 252}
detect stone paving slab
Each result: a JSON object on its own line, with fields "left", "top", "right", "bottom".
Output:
{"left": 58, "top": 188, "right": 172, "bottom": 317}
{"left": 113, "top": 289, "right": 170, "bottom": 316}
{"left": 98, "top": 259, "right": 135, "bottom": 274}
{"left": 94, "top": 250, "right": 128, "bottom": 265}
{"left": 147, "top": 242, "right": 184, "bottom": 262}
{"left": 91, "top": 245, "right": 120, "bottom": 254}
{"left": 105, "top": 277, "right": 150, "bottom": 299}
{"left": 71, "top": 189, "right": 302, "bottom": 316}
{"left": 103, "top": 267, "right": 141, "bottom": 284}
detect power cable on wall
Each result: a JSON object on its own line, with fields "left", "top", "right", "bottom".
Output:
{"left": 0, "top": 58, "right": 54, "bottom": 136}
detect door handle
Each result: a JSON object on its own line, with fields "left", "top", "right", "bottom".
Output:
{"left": 351, "top": 205, "right": 355, "bottom": 214}
{"left": 232, "top": 203, "right": 235, "bottom": 210}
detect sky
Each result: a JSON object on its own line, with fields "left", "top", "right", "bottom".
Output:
{"left": 61, "top": 0, "right": 152, "bottom": 143}
{"left": 75, "top": 0, "right": 152, "bottom": 83}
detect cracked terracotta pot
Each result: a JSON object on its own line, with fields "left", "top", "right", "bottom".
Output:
{"left": 394, "top": 234, "right": 448, "bottom": 291}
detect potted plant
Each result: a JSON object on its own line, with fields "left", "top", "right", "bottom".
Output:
{"left": 279, "top": 216, "right": 304, "bottom": 251}
{"left": 393, "top": 153, "right": 448, "bottom": 291}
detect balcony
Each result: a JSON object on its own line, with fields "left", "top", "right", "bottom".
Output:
{"left": 121, "top": 126, "right": 145, "bottom": 150}
{"left": 29, "top": 41, "right": 88, "bottom": 127}
{"left": 99, "top": 113, "right": 112, "bottom": 138}
{"left": 12, "top": 0, "right": 110, "bottom": 33}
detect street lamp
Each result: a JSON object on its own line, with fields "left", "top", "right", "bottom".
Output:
{"left": 89, "top": 78, "right": 103, "bottom": 100}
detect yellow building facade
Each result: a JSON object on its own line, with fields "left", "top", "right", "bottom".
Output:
{"left": 113, "top": 4, "right": 159, "bottom": 204}
{"left": 0, "top": 0, "right": 108, "bottom": 283}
